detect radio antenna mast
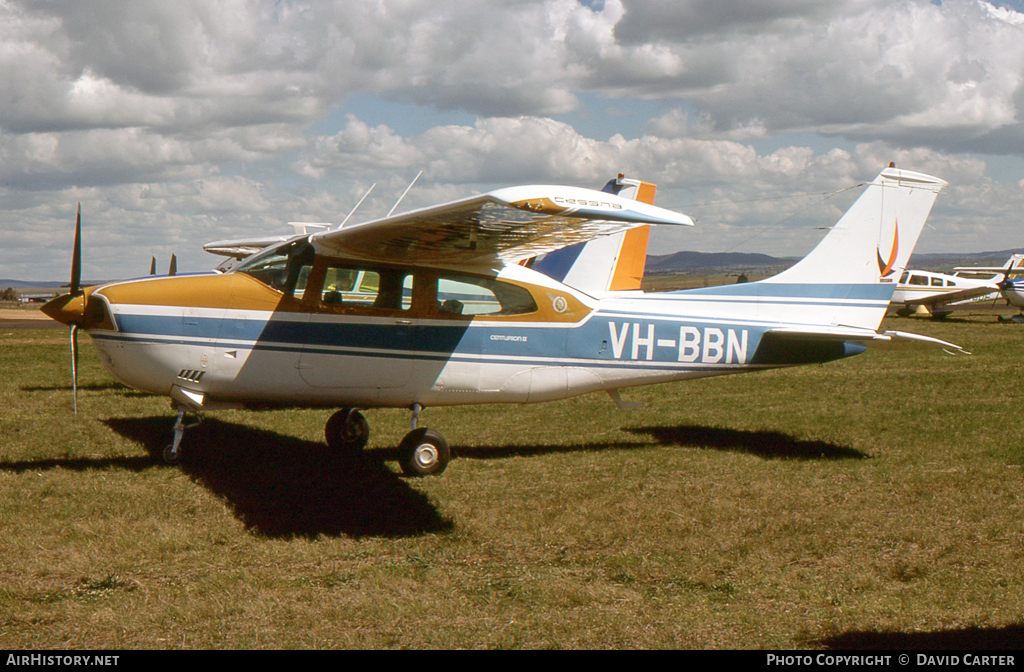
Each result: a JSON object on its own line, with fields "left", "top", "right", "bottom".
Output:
{"left": 337, "top": 183, "right": 376, "bottom": 229}
{"left": 387, "top": 170, "right": 423, "bottom": 217}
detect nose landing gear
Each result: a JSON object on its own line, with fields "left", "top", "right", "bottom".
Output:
{"left": 163, "top": 408, "right": 203, "bottom": 464}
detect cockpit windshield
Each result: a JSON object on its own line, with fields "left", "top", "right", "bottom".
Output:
{"left": 235, "top": 237, "right": 314, "bottom": 297}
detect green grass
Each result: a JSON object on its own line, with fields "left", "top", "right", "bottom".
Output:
{"left": 1, "top": 312, "right": 1022, "bottom": 649}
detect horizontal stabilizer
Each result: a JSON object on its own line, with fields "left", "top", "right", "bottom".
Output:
{"left": 875, "top": 330, "right": 970, "bottom": 354}
{"left": 766, "top": 325, "right": 967, "bottom": 354}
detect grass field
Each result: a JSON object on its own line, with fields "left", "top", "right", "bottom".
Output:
{"left": 1, "top": 310, "right": 1022, "bottom": 649}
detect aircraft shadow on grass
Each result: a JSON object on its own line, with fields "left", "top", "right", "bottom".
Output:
{"left": 816, "top": 623, "right": 1024, "bottom": 650}
{"left": 408, "top": 423, "right": 865, "bottom": 463}
{"left": 95, "top": 416, "right": 456, "bottom": 540}
{"left": 2, "top": 418, "right": 862, "bottom": 538}
{"left": 625, "top": 424, "right": 869, "bottom": 461}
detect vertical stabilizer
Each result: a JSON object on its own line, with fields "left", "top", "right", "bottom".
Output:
{"left": 666, "top": 166, "right": 948, "bottom": 332}
{"left": 532, "top": 176, "right": 657, "bottom": 294}
{"left": 766, "top": 165, "right": 947, "bottom": 286}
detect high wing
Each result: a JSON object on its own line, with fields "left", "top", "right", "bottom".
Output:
{"left": 309, "top": 185, "right": 693, "bottom": 266}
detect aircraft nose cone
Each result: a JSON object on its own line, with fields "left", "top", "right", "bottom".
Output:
{"left": 41, "top": 293, "right": 86, "bottom": 326}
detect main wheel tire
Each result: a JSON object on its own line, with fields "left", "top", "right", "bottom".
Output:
{"left": 398, "top": 428, "right": 450, "bottom": 477}
{"left": 325, "top": 409, "right": 370, "bottom": 452}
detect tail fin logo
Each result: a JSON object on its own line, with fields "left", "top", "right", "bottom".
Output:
{"left": 877, "top": 218, "right": 899, "bottom": 278}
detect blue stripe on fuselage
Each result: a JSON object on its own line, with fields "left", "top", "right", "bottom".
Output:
{"left": 107, "top": 310, "right": 777, "bottom": 369}
{"left": 669, "top": 282, "right": 895, "bottom": 302}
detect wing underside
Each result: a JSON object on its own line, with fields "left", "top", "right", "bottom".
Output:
{"left": 310, "top": 185, "right": 693, "bottom": 266}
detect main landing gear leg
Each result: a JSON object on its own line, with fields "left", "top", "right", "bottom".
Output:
{"left": 163, "top": 407, "right": 202, "bottom": 464}
{"left": 398, "top": 403, "right": 450, "bottom": 477}
{"left": 325, "top": 408, "right": 370, "bottom": 454}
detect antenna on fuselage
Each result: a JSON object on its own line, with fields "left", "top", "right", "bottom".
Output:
{"left": 386, "top": 170, "right": 422, "bottom": 217}
{"left": 337, "top": 183, "right": 376, "bottom": 229}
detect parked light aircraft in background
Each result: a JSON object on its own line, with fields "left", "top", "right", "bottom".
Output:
{"left": 954, "top": 254, "right": 1024, "bottom": 321}
{"left": 43, "top": 164, "right": 962, "bottom": 476}
{"left": 889, "top": 269, "right": 1002, "bottom": 319}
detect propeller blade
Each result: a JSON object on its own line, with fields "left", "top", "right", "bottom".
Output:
{"left": 70, "top": 204, "right": 82, "bottom": 296}
{"left": 150, "top": 257, "right": 156, "bottom": 275}
{"left": 70, "top": 324, "right": 79, "bottom": 416}
{"left": 168, "top": 254, "right": 177, "bottom": 276}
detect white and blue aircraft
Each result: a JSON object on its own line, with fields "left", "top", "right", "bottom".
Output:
{"left": 889, "top": 269, "right": 1002, "bottom": 319}
{"left": 43, "top": 165, "right": 961, "bottom": 476}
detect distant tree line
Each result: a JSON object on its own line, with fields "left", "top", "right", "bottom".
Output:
{"left": 1, "top": 287, "right": 20, "bottom": 302}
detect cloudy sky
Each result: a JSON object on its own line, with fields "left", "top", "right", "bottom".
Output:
{"left": 4, "top": 0, "right": 1024, "bottom": 281}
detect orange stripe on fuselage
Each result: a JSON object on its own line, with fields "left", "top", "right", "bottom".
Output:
{"left": 607, "top": 182, "right": 656, "bottom": 291}
{"left": 95, "top": 269, "right": 593, "bottom": 324}
{"left": 97, "top": 273, "right": 293, "bottom": 312}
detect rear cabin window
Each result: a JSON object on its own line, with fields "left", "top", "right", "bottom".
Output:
{"left": 319, "top": 264, "right": 412, "bottom": 311}
{"left": 931, "top": 277, "right": 943, "bottom": 287}
{"left": 436, "top": 275, "right": 538, "bottom": 316}
{"left": 908, "top": 275, "right": 928, "bottom": 286}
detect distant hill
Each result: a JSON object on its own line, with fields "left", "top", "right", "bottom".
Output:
{"left": 645, "top": 251, "right": 796, "bottom": 274}
{"left": 0, "top": 279, "right": 66, "bottom": 290}
{"left": 0, "top": 279, "right": 109, "bottom": 290}
{"left": 905, "top": 249, "right": 1024, "bottom": 270}
{"left": 645, "top": 248, "right": 1024, "bottom": 275}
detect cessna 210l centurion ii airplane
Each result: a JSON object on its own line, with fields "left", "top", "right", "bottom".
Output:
{"left": 43, "top": 165, "right": 962, "bottom": 476}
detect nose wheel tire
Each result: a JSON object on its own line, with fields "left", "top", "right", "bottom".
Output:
{"left": 163, "top": 443, "right": 181, "bottom": 465}
{"left": 325, "top": 409, "right": 370, "bottom": 453}
{"left": 398, "top": 428, "right": 450, "bottom": 477}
